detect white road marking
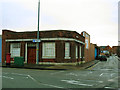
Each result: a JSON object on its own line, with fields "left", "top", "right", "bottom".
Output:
{"left": 3, "top": 72, "right": 29, "bottom": 79}
{"left": 3, "top": 72, "right": 65, "bottom": 88}
{"left": 27, "top": 75, "right": 36, "bottom": 82}
{"left": 66, "top": 73, "right": 78, "bottom": 76}
{"left": 89, "top": 72, "right": 93, "bottom": 73}
{"left": 104, "top": 87, "right": 113, "bottom": 89}
{"left": 42, "top": 83, "right": 64, "bottom": 88}
{"left": 0, "top": 75, "right": 14, "bottom": 79}
{"left": 108, "top": 79, "right": 114, "bottom": 82}
{"left": 61, "top": 80, "right": 93, "bottom": 86}
{"left": 77, "top": 79, "right": 104, "bottom": 83}
{"left": 97, "top": 81, "right": 103, "bottom": 83}
{"left": 78, "top": 84, "right": 93, "bottom": 86}
{"left": 99, "top": 73, "right": 103, "bottom": 76}
{"left": 28, "top": 75, "right": 64, "bottom": 88}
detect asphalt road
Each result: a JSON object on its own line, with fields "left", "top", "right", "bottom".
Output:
{"left": 1, "top": 55, "right": 119, "bottom": 89}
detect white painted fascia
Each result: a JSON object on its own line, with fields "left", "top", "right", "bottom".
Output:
{"left": 5, "top": 38, "right": 85, "bottom": 45}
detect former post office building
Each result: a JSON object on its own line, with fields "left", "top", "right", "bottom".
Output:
{"left": 2, "top": 30, "right": 85, "bottom": 64}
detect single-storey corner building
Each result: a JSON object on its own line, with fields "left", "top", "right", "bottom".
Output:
{"left": 0, "top": 35, "right": 1, "bottom": 63}
{"left": 2, "top": 30, "right": 85, "bottom": 64}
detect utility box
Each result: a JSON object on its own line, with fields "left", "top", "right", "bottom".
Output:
{"left": 14, "top": 57, "right": 24, "bottom": 66}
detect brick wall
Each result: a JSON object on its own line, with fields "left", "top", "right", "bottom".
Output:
{"left": 90, "top": 43, "right": 95, "bottom": 61}
{"left": 2, "top": 30, "right": 85, "bottom": 42}
{"left": 0, "top": 36, "right": 1, "bottom": 62}
{"left": 81, "top": 31, "right": 91, "bottom": 62}
{"left": 2, "top": 30, "right": 85, "bottom": 63}
{"left": 112, "top": 46, "right": 117, "bottom": 54}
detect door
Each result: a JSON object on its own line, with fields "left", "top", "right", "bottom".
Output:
{"left": 27, "top": 47, "right": 36, "bottom": 64}
{"left": 95, "top": 48, "right": 97, "bottom": 59}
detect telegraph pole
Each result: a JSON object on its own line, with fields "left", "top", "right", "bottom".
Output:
{"left": 37, "top": 0, "right": 40, "bottom": 64}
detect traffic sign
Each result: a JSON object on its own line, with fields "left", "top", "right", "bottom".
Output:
{"left": 33, "top": 39, "right": 41, "bottom": 42}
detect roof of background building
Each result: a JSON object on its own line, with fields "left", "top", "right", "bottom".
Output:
{"left": 100, "top": 46, "right": 106, "bottom": 48}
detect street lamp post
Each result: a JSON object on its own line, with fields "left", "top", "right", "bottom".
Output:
{"left": 37, "top": 0, "right": 40, "bottom": 64}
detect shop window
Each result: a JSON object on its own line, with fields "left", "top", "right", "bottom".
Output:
{"left": 10, "top": 43, "right": 21, "bottom": 57}
{"left": 42, "top": 42, "right": 55, "bottom": 58}
{"left": 76, "top": 45, "right": 78, "bottom": 59}
{"left": 79, "top": 46, "right": 82, "bottom": 58}
{"left": 65, "top": 43, "right": 71, "bottom": 59}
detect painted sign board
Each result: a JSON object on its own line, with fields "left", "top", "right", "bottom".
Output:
{"left": 85, "top": 39, "right": 88, "bottom": 49}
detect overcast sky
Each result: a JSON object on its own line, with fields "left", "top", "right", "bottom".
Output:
{"left": 0, "top": 0, "right": 119, "bottom": 47}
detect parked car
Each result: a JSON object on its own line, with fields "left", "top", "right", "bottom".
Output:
{"left": 96, "top": 55, "right": 101, "bottom": 60}
{"left": 115, "top": 54, "right": 117, "bottom": 56}
{"left": 105, "top": 54, "right": 109, "bottom": 57}
{"left": 99, "top": 55, "right": 107, "bottom": 61}
{"left": 96, "top": 55, "right": 107, "bottom": 61}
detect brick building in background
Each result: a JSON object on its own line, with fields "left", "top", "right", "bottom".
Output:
{"left": 2, "top": 30, "right": 85, "bottom": 64}
{"left": 112, "top": 46, "right": 120, "bottom": 57}
{"left": 112, "top": 46, "right": 118, "bottom": 54}
{"left": 90, "top": 43, "right": 100, "bottom": 60}
{"left": 90, "top": 43, "right": 95, "bottom": 61}
{"left": 100, "top": 45, "right": 112, "bottom": 56}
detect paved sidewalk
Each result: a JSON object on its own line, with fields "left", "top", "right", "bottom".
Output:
{"left": 2, "top": 60, "right": 99, "bottom": 70}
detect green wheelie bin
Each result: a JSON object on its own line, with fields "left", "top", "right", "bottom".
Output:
{"left": 14, "top": 57, "right": 24, "bottom": 67}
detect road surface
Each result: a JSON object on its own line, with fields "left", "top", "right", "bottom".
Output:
{"left": 1, "top": 55, "right": 119, "bottom": 89}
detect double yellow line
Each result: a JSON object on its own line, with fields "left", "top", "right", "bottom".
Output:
{"left": 87, "top": 62, "right": 100, "bottom": 70}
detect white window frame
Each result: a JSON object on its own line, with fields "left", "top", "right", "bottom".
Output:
{"left": 42, "top": 42, "right": 55, "bottom": 59}
{"left": 76, "top": 45, "right": 78, "bottom": 59}
{"left": 79, "top": 46, "right": 82, "bottom": 58}
{"left": 64, "top": 42, "right": 71, "bottom": 59}
{"left": 10, "top": 43, "right": 21, "bottom": 57}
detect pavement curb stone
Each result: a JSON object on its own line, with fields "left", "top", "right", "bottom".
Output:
{"left": 2, "top": 60, "right": 99, "bottom": 70}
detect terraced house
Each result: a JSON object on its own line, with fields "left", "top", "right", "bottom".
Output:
{"left": 2, "top": 30, "right": 85, "bottom": 64}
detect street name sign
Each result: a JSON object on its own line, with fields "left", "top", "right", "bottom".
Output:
{"left": 33, "top": 39, "right": 41, "bottom": 42}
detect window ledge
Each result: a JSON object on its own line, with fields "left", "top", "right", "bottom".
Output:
{"left": 64, "top": 57, "right": 71, "bottom": 59}
{"left": 76, "top": 57, "right": 78, "bottom": 59}
{"left": 42, "top": 56, "right": 55, "bottom": 59}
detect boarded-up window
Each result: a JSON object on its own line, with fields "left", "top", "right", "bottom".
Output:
{"left": 76, "top": 45, "right": 78, "bottom": 59}
{"left": 42, "top": 42, "right": 55, "bottom": 58}
{"left": 65, "top": 43, "right": 70, "bottom": 59}
{"left": 79, "top": 46, "right": 81, "bottom": 58}
{"left": 10, "top": 43, "right": 20, "bottom": 57}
